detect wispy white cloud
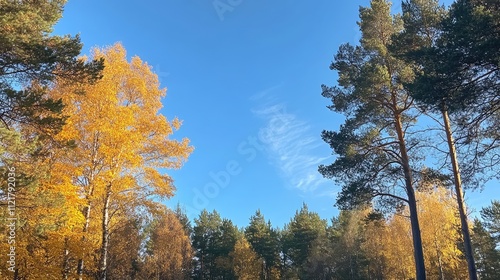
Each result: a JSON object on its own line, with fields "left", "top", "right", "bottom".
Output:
{"left": 254, "top": 103, "right": 331, "bottom": 192}
{"left": 250, "top": 83, "right": 284, "bottom": 102}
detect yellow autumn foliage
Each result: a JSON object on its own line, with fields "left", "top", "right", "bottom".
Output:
{"left": 1, "top": 43, "right": 192, "bottom": 279}
{"left": 231, "top": 237, "right": 261, "bottom": 280}
{"left": 363, "top": 188, "right": 468, "bottom": 279}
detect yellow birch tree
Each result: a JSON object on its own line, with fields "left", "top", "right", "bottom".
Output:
{"left": 48, "top": 43, "right": 193, "bottom": 279}
{"left": 141, "top": 207, "right": 193, "bottom": 280}
{"left": 231, "top": 236, "right": 261, "bottom": 280}
{"left": 377, "top": 188, "right": 468, "bottom": 279}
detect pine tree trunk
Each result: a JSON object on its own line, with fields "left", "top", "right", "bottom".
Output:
{"left": 442, "top": 108, "right": 478, "bottom": 280}
{"left": 406, "top": 191, "right": 427, "bottom": 280}
{"left": 394, "top": 113, "right": 427, "bottom": 280}
{"left": 99, "top": 186, "right": 112, "bottom": 280}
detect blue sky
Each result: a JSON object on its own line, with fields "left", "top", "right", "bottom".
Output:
{"left": 53, "top": 0, "right": 497, "bottom": 228}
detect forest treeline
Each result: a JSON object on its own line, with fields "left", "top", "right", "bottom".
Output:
{"left": 182, "top": 196, "right": 500, "bottom": 280}
{"left": 0, "top": 0, "right": 498, "bottom": 279}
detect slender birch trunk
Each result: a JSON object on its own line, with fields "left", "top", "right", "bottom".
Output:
{"left": 98, "top": 185, "right": 112, "bottom": 280}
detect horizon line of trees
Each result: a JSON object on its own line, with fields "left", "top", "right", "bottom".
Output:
{"left": 3, "top": 186, "right": 500, "bottom": 279}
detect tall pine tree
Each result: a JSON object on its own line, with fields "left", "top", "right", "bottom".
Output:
{"left": 319, "top": 0, "right": 429, "bottom": 278}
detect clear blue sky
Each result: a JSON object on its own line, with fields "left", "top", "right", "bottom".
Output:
{"left": 53, "top": 0, "right": 497, "bottom": 228}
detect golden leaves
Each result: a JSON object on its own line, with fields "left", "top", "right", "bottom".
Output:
{"left": 143, "top": 208, "right": 193, "bottom": 279}
{"left": 364, "top": 188, "right": 468, "bottom": 279}
{"left": 231, "top": 237, "right": 262, "bottom": 280}
{"left": 51, "top": 42, "right": 192, "bottom": 197}
{"left": 0, "top": 42, "right": 193, "bottom": 278}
